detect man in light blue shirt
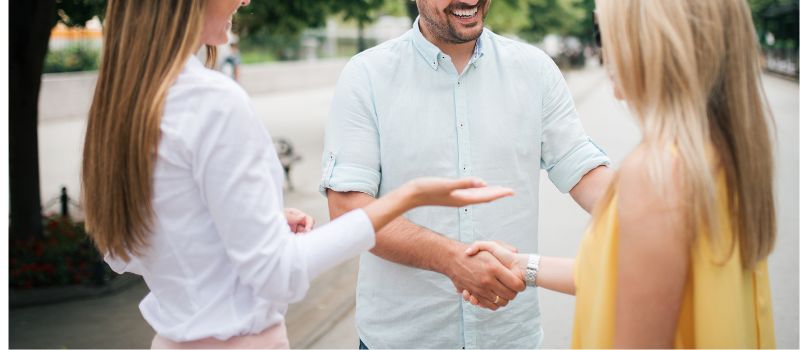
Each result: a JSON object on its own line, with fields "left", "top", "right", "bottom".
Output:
{"left": 321, "top": 0, "right": 613, "bottom": 348}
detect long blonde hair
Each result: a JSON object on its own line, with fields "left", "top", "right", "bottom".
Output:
{"left": 82, "top": 0, "right": 213, "bottom": 261}
{"left": 595, "top": 0, "right": 775, "bottom": 268}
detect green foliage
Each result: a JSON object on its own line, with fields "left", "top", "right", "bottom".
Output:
{"left": 235, "top": 1, "right": 330, "bottom": 38}
{"left": 381, "top": 0, "right": 410, "bottom": 18}
{"left": 44, "top": 45, "right": 100, "bottom": 73}
{"left": 330, "top": 0, "right": 388, "bottom": 25}
{"left": 516, "top": 0, "right": 590, "bottom": 43}
{"left": 53, "top": 0, "right": 106, "bottom": 28}
{"left": 486, "top": 0, "right": 533, "bottom": 34}
{"left": 239, "top": 33, "right": 304, "bottom": 62}
{"left": 748, "top": 0, "right": 798, "bottom": 48}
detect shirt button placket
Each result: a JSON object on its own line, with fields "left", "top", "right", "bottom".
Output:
{"left": 455, "top": 77, "right": 478, "bottom": 349}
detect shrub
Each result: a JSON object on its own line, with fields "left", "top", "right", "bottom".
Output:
{"left": 43, "top": 45, "right": 100, "bottom": 73}
{"left": 10, "top": 215, "right": 110, "bottom": 289}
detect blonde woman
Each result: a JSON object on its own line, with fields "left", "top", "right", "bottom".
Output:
{"left": 81, "top": 0, "right": 512, "bottom": 348}
{"left": 462, "top": 0, "right": 776, "bottom": 347}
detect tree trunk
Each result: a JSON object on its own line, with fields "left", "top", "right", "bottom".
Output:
{"left": 9, "top": 1, "right": 57, "bottom": 238}
{"left": 357, "top": 20, "right": 366, "bottom": 53}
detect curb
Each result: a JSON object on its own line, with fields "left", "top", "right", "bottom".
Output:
{"left": 10, "top": 273, "right": 143, "bottom": 309}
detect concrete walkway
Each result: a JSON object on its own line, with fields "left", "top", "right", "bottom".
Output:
{"left": 13, "top": 62, "right": 798, "bottom": 348}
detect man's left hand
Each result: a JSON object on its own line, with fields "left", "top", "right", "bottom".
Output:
{"left": 284, "top": 208, "right": 315, "bottom": 233}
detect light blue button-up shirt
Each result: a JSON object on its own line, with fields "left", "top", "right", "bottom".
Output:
{"left": 320, "top": 19, "right": 609, "bottom": 349}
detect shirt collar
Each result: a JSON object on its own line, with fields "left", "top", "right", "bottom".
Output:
{"left": 411, "top": 16, "right": 486, "bottom": 71}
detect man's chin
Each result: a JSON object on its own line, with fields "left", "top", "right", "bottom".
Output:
{"left": 453, "top": 29, "right": 483, "bottom": 43}
{"left": 446, "top": 21, "right": 484, "bottom": 42}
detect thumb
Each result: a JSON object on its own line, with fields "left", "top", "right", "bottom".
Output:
{"left": 494, "top": 240, "right": 518, "bottom": 254}
{"left": 464, "top": 241, "right": 497, "bottom": 256}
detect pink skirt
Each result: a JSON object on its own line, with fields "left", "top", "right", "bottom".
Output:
{"left": 151, "top": 321, "right": 289, "bottom": 349}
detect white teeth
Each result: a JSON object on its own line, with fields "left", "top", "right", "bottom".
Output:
{"left": 453, "top": 7, "right": 478, "bottom": 17}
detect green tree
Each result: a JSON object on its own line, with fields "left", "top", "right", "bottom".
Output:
{"left": 748, "top": 0, "right": 799, "bottom": 48}
{"left": 235, "top": 1, "right": 331, "bottom": 38}
{"left": 330, "top": 0, "right": 388, "bottom": 52}
{"left": 486, "top": 0, "right": 534, "bottom": 34}
{"left": 564, "top": 0, "right": 596, "bottom": 44}
{"left": 234, "top": 1, "right": 335, "bottom": 60}
{"left": 10, "top": 0, "right": 106, "bottom": 239}
{"left": 518, "top": 0, "right": 585, "bottom": 43}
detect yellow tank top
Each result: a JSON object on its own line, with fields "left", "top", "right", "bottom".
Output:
{"left": 572, "top": 174, "right": 775, "bottom": 348}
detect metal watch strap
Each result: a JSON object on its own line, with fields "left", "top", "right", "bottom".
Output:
{"left": 525, "top": 254, "right": 541, "bottom": 287}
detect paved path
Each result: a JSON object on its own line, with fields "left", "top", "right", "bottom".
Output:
{"left": 16, "top": 64, "right": 798, "bottom": 348}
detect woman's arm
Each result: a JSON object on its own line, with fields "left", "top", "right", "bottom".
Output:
{"left": 363, "top": 177, "right": 513, "bottom": 232}
{"left": 613, "top": 149, "right": 689, "bottom": 348}
{"left": 193, "top": 89, "right": 515, "bottom": 305}
{"left": 462, "top": 242, "right": 576, "bottom": 298}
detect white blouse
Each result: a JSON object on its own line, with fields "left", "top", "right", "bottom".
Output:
{"left": 105, "top": 56, "right": 376, "bottom": 342}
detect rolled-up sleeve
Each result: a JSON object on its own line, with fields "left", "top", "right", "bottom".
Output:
{"left": 539, "top": 58, "right": 610, "bottom": 193}
{"left": 319, "top": 57, "right": 381, "bottom": 197}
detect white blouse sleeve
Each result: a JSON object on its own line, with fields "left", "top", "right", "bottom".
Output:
{"left": 187, "top": 87, "right": 375, "bottom": 304}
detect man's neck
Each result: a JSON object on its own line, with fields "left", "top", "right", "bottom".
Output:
{"left": 419, "top": 20, "right": 477, "bottom": 74}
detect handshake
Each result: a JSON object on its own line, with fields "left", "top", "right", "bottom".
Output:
{"left": 446, "top": 241, "right": 530, "bottom": 311}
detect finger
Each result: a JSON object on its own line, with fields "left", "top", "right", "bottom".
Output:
{"left": 495, "top": 266, "right": 526, "bottom": 293}
{"left": 469, "top": 295, "right": 480, "bottom": 306}
{"left": 469, "top": 285, "right": 499, "bottom": 305}
{"left": 494, "top": 240, "right": 518, "bottom": 254}
{"left": 474, "top": 272, "right": 517, "bottom": 301}
{"left": 476, "top": 296, "right": 499, "bottom": 311}
{"left": 450, "top": 186, "right": 514, "bottom": 205}
{"left": 492, "top": 295, "right": 509, "bottom": 308}
{"left": 477, "top": 242, "right": 519, "bottom": 267}
{"left": 306, "top": 217, "right": 316, "bottom": 231}
{"left": 447, "top": 177, "right": 487, "bottom": 191}
{"left": 462, "top": 290, "right": 471, "bottom": 301}
{"left": 464, "top": 241, "right": 496, "bottom": 256}
{"left": 301, "top": 216, "right": 313, "bottom": 232}
{"left": 490, "top": 282, "right": 518, "bottom": 301}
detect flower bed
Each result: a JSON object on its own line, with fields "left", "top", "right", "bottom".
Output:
{"left": 10, "top": 215, "right": 111, "bottom": 289}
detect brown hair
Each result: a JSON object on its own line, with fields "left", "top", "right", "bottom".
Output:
{"left": 595, "top": 0, "right": 776, "bottom": 268}
{"left": 82, "top": 0, "right": 211, "bottom": 261}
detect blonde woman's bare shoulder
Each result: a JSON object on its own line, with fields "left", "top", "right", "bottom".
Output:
{"left": 617, "top": 144, "right": 684, "bottom": 217}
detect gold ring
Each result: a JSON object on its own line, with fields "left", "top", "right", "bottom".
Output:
{"left": 494, "top": 295, "right": 500, "bottom": 304}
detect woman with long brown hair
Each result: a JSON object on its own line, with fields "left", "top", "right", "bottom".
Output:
{"left": 81, "top": 0, "right": 513, "bottom": 348}
{"left": 461, "top": 0, "right": 776, "bottom": 347}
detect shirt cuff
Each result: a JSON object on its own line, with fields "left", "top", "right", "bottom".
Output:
{"left": 297, "top": 209, "right": 376, "bottom": 280}
{"left": 547, "top": 139, "right": 611, "bottom": 193}
{"left": 319, "top": 161, "right": 380, "bottom": 198}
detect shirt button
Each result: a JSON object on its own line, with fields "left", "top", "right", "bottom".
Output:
{"left": 459, "top": 123, "right": 464, "bottom": 128}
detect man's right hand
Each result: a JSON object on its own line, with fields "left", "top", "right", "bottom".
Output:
{"left": 444, "top": 242, "right": 526, "bottom": 311}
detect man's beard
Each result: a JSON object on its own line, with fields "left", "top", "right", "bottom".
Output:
{"left": 419, "top": 0, "right": 489, "bottom": 44}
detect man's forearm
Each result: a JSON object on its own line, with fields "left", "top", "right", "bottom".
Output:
{"left": 327, "top": 190, "right": 462, "bottom": 276}
{"left": 370, "top": 216, "right": 463, "bottom": 274}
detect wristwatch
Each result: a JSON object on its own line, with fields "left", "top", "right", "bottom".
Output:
{"left": 524, "top": 254, "right": 541, "bottom": 287}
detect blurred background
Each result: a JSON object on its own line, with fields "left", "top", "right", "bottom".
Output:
{"left": 8, "top": 0, "right": 799, "bottom": 348}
